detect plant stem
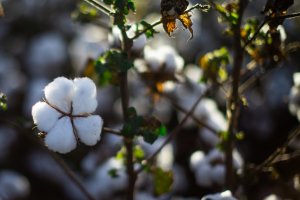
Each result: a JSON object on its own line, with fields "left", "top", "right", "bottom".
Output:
{"left": 225, "top": 0, "right": 247, "bottom": 191}
{"left": 120, "top": 25, "right": 135, "bottom": 200}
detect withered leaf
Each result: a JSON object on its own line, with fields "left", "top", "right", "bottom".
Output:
{"left": 160, "top": 0, "right": 193, "bottom": 39}
{"left": 178, "top": 13, "right": 193, "bottom": 39}
{"left": 162, "top": 16, "right": 177, "bottom": 37}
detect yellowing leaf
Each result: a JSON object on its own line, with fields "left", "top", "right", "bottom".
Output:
{"left": 178, "top": 13, "right": 193, "bottom": 39}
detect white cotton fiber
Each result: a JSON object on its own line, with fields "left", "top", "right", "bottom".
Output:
{"left": 199, "top": 129, "right": 220, "bottom": 147}
{"left": 190, "top": 151, "right": 206, "bottom": 171}
{"left": 211, "top": 164, "right": 225, "bottom": 185}
{"left": 44, "top": 77, "right": 74, "bottom": 113}
{"left": 202, "top": 190, "right": 237, "bottom": 200}
{"left": 32, "top": 101, "right": 60, "bottom": 132}
{"left": 144, "top": 46, "right": 162, "bottom": 71}
{"left": 195, "top": 163, "right": 213, "bottom": 187}
{"left": 45, "top": 117, "right": 77, "bottom": 153}
{"left": 74, "top": 115, "right": 103, "bottom": 146}
{"left": 72, "top": 78, "right": 97, "bottom": 115}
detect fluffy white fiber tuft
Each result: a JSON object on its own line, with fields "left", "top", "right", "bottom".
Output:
{"left": 72, "top": 78, "right": 97, "bottom": 114}
{"left": 74, "top": 115, "right": 103, "bottom": 146}
{"left": 44, "top": 77, "right": 74, "bottom": 113}
{"left": 32, "top": 101, "right": 60, "bottom": 132}
{"left": 44, "top": 117, "right": 77, "bottom": 154}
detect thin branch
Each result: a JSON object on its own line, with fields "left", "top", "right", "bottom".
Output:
{"left": 255, "top": 125, "right": 300, "bottom": 172}
{"left": 244, "top": 12, "right": 300, "bottom": 48}
{"left": 136, "top": 88, "right": 209, "bottom": 174}
{"left": 83, "top": 0, "right": 114, "bottom": 16}
{"left": 103, "top": 127, "right": 122, "bottom": 136}
{"left": 130, "top": 19, "right": 162, "bottom": 40}
{"left": 50, "top": 152, "right": 96, "bottom": 200}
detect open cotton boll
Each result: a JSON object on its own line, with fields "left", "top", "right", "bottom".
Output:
{"left": 206, "top": 149, "right": 224, "bottom": 163}
{"left": 0, "top": 170, "right": 30, "bottom": 200}
{"left": 201, "top": 190, "right": 237, "bottom": 200}
{"left": 144, "top": 46, "right": 163, "bottom": 71}
{"left": 293, "top": 73, "right": 300, "bottom": 86}
{"left": 211, "top": 164, "right": 225, "bottom": 185}
{"left": 45, "top": 117, "right": 77, "bottom": 153}
{"left": 86, "top": 158, "right": 127, "bottom": 198}
{"left": 72, "top": 78, "right": 97, "bottom": 115}
{"left": 194, "top": 162, "right": 213, "bottom": 187}
{"left": 160, "top": 46, "right": 184, "bottom": 72}
{"left": 156, "top": 143, "right": 174, "bottom": 170}
{"left": 44, "top": 77, "right": 74, "bottom": 113}
{"left": 32, "top": 101, "right": 60, "bottom": 132}
{"left": 190, "top": 151, "right": 206, "bottom": 171}
{"left": 74, "top": 115, "right": 103, "bottom": 146}
{"left": 199, "top": 129, "right": 220, "bottom": 147}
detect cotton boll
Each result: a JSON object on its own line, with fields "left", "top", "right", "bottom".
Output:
{"left": 86, "top": 158, "right": 127, "bottom": 198}
{"left": 132, "top": 34, "right": 147, "bottom": 52}
{"left": 190, "top": 151, "right": 206, "bottom": 171}
{"left": 156, "top": 143, "right": 174, "bottom": 170}
{"left": 263, "top": 194, "right": 282, "bottom": 200}
{"left": 26, "top": 32, "right": 66, "bottom": 76}
{"left": 194, "top": 163, "right": 213, "bottom": 187}
{"left": 0, "top": 170, "right": 30, "bottom": 199}
{"left": 211, "top": 164, "right": 225, "bottom": 185}
{"left": 45, "top": 117, "right": 77, "bottom": 153}
{"left": 201, "top": 190, "right": 237, "bottom": 200}
{"left": 74, "top": 115, "right": 103, "bottom": 146}
{"left": 206, "top": 149, "right": 224, "bottom": 163}
{"left": 32, "top": 101, "right": 60, "bottom": 132}
{"left": 44, "top": 77, "right": 74, "bottom": 113}
{"left": 144, "top": 46, "right": 162, "bottom": 71}
{"left": 293, "top": 73, "right": 300, "bottom": 86}
{"left": 0, "top": 127, "right": 18, "bottom": 162}
{"left": 72, "top": 77, "right": 97, "bottom": 115}
{"left": 199, "top": 129, "right": 220, "bottom": 147}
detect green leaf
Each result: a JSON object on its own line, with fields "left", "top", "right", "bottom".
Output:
{"left": 142, "top": 130, "right": 159, "bottom": 144}
{"left": 0, "top": 92, "right": 7, "bottom": 111}
{"left": 153, "top": 167, "right": 173, "bottom": 196}
{"left": 108, "top": 168, "right": 119, "bottom": 178}
{"left": 133, "top": 145, "right": 145, "bottom": 162}
{"left": 140, "top": 20, "right": 159, "bottom": 38}
{"left": 155, "top": 125, "right": 167, "bottom": 137}
{"left": 103, "top": 0, "right": 114, "bottom": 5}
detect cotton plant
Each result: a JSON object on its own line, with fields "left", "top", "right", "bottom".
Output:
{"left": 32, "top": 77, "right": 103, "bottom": 153}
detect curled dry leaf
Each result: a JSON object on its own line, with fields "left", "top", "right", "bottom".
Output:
{"left": 160, "top": 0, "right": 193, "bottom": 39}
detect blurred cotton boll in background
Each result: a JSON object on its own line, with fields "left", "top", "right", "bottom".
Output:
{"left": 0, "top": 126, "right": 18, "bottom": 163}
{"left": 201, "top": 190, "right": 237, "bottom": 200}
{"left": 69, "top": 25, "right": 109, "bottom": 72}
{"left": 85, "top": 157, "right": 127, "bottom": 199}
{"left": 23, "top": 78, "right": 49, "bottom": 118}
{"left": 289, "top": 72, "right": 300, "bottom": 121}
{"left": 189, "top": 149, "right": 243, "bottom": 188}
{"left": 25, "top": 32, "right": 67, "bottom": 77}
{"left": 144, "top": 45, "right": 184, "bottom": 73}
{"left": 0, "top": 170, "right": 30, "bottom": 200}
